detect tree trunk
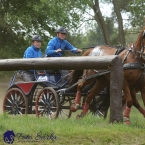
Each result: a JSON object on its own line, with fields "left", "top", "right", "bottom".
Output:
{"left": 90, "top": 0, "right": 111, "bottom": 45}
{"left": 112, "top": 0, "right": 126, "bottom": 45}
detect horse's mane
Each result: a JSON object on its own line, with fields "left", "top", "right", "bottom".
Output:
{"left": 69, "top": 48, "right": 93, "bottom": 88}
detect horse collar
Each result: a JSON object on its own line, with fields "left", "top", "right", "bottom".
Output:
{"left": 122, "top": 46, "right": 132, "bottom": 64}
{"left": 130, "top": 44, "right": 143, "bottom": 64}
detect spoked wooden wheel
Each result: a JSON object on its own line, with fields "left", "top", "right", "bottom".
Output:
{"left": 3, "top": 88, "right": 28, "bottom": 115}
{"left": 35, "top": 87, "right": 59, "bottom": 119}
{"left": 58, "top": 96, "right": 72, "bottom": 119}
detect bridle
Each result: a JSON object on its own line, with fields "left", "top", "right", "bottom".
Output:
{"left": 135, "top": 30, "right": 145, "bottom": 60}
{"left": 122, "top": 30, "right": 145, "bottom": 89}
{"left": 123, "top": 30, "right": 145, "bottom": 64}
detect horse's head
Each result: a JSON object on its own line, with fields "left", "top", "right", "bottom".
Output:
{"left": 141, "top": 29, "right": 145, "bottom": 60}
{"left": 134, "top": 27, "right": 145, "bottom": 61}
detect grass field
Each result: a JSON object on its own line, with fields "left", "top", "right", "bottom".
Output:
{"left": 0, "top": 76, "right": 145, "bottom": 145}
{"left": 0, "top": 105, "right": 145, "bottom": 145}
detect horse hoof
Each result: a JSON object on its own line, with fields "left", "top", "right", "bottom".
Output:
{"left": 124, "top": 121, "right": 130, "bottom": 125}
{"left": 70, "top": 103, "right": 79, "bottom": 112}
{"left": 76, "top": 114, "right": 81, "bottom": 119}
{"left": 76, "top": 112, "right": 84, "bottom": 119}
{"left": 123, "top": 117, "right": 130, "bottom": 125}
{"left": 76, "top": 114, "right": 83, "bottom": 119}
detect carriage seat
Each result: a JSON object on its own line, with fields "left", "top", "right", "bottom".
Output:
{"left": 14, "top": 72, "right": 24, "bottom": 82}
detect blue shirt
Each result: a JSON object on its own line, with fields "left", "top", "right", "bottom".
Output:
{"left": 23, "top": 45, "right": 42, "bottom": 58}
{"left": 23, "top": 45, "right": 42, "bottom": 73}
{"left": 45, "top": 36, "right": 78, "bottom": 57}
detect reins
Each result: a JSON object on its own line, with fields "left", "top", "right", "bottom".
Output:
{"left": 61, "top": 70, "right": 110, "bottom": 92}
{"left": 59, "top": 34, "right": 145, "bottom": 93}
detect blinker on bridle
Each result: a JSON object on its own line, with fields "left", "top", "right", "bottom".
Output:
{"left": 123, "top": 30, "right": 145, "bottom": 64}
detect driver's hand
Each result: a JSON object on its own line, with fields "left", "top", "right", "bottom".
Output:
{"left": 77, "top": 49, "right": 83, "bottom": 53}
{"left": 56, "top": 48, "right": 62, "bottom": 53}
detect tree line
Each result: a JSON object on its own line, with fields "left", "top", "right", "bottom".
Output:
{"left": 0, "top": 0, "right": 144, "bottom": 58}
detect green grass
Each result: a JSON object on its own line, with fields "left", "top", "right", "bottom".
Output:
{"left": 0, "top": 89, "right": 145, "bottom": 145}
{"left": 0, "top": 109, "right": 145, "bottom": 145}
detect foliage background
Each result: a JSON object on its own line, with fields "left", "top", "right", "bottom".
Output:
{"left": 0, "top": 0, "right": 144, "bottom": 58}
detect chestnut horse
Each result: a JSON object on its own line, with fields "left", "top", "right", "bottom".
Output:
{"left": 70, "top": 27, "right": 145, "bottom": 124}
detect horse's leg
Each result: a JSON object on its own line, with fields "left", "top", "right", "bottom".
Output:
{"left": 70, "top": 78, "right": 93, "bottom": 112}
{"left": 122, "top": 90, "right": 145, "bottom": 119}
{"left": 138, "top": 89, "right": 145, "bottom": 117}
{"left": 77, "top": 76, "right": 109, "bottom": 118}
{"left": 125, "top": 89, "right": 145, "bottom": 122}
{"left": 123, "top": 82, "right": 133, "bottom": 125}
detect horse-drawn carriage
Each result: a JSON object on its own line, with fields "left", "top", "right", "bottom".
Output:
{"left": 3, "top": 26, "right": 145, "bottom": 124}
{"left": 3, "top": 69, "right": 108, "bottom": 119}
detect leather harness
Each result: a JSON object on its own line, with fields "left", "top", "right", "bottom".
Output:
{"left": 58, "top": 43, "right": 145, "bottom": 93}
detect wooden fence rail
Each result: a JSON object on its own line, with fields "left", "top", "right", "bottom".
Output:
{"left": 0, "top": 55, "right": 123, "bottom": 123}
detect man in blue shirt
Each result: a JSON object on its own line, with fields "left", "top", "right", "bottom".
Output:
{"left": 45, "top": 26, "right": 82, "bottom": 57}
{"left": 21, "top": 35, "right": 42, "bottom": 81}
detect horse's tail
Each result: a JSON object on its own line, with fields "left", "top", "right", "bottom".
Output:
{"left": 69, "top": 70, "right": 83, "bottom": 87}
{"left": 90, "top": 87, "right": 110, "bottom": 118}
{"left": 69, "top": 48, "right": 93, "bottom": 90}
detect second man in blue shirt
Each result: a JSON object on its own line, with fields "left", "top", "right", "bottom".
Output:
{"left": 45, "top": 26, "right": 82, "bottom": 57}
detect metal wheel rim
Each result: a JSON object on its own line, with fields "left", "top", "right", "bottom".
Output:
{"left": 3, "top": 88, "right": 28, "bottom": 115}
{"left": 35, "top": 87, "right": 59, "bottom": 119}
{"left": 58, "top": 96, "right": 72, "bottom": 119}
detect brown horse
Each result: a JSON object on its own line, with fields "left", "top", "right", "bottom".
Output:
{"left": 70, "top": 26, "right": 145, "bottom": 124}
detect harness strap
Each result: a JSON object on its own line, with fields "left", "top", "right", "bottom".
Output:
{"left": 114, "top": 46, "right": 126, "bottom": 55}
{"left": 66, "top": 70, "right": 110, "bottom": 91}
{"left": 123, "top": 63, "right": 144, "bottom": 70}
{"left": 122, "top": 47, "right": 132, "bottom": 64}
{"left": 131, "top": 44, "right": 143, "bottom": 64}
{"left": 64, "top": 43, "right": 145, "bottom": 94}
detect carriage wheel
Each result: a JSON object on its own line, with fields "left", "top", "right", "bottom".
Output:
{"left": 3, "top": 88, "right": 28, "bottom": 115}
{"left": 35, "top": 87, "right": 59, "bottom": 119}
{"left": 58, "top": 96, "right": 72, "bottom": 119}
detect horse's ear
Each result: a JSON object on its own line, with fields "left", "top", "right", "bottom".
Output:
{"left": 142, "top": 30, "right": 145, "bottom": 38}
